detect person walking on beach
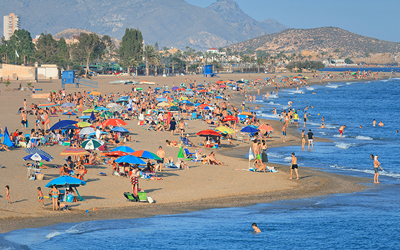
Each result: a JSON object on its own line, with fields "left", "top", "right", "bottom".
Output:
{"left": 5, "top": 185, "right": 10, "bottom": 204}
{"left": 290, "top": 153, "right": 299, "bottom": 180}
{"left": 307, "top": 129, "right": 314, "bottom": 149}
{"left": 301, "top": 130, "right": 306, "bottom": 148}
{"left": 339, "top": 125, "right": 346, "bottom": 139}
{"left": 373, "top": 155, "right": 384, "bottom": 184}
{"left": 37, "top": 187, "right": 44, "bottom": 206}
{"left": 282, "top": 124, "right": 286, "bottom": 143}
{"left": 303, "top": 111, "right": 308, "bottom": 128}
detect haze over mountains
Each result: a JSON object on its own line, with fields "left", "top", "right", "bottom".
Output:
{"left": 0, "top": 0, "right": 287, "bottom": 50}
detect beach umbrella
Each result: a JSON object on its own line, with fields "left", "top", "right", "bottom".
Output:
{"left": 49, "top": 120, "right": 77, "bottom": 131}
{"left": 23, "top": 153, "right": 51, "bottom": 162}
{"left": 169, "top": 106, "right": 180, "bottom": 111}
{"left": 239, "top": 112, "right": 253, "bottom": 116}
{"left": 156, "top": 97, "right": 167, "bottom": 102}
{"left": 215, "top": 96, "right": 224, "bottom": 99}
{"left": 351, "top": 72, "right": 357, "bottom": 75}
{"left": 223, "top": 115, "right": 237, "bottom": 122}
{"left": 236, "top": 80, "right": 244, "bottom": 83}
{"left": 297, "top": 74, "right": 302, "bottom": 76}
{"left": 61, "top": 124, "right": 79, "bottom": 130}
{"left": 100, "top": 111, "right": 113, "bottom": 118}
{"left": 102, "top": 119, "right": 127, "bottom": 127}
{"left": 215, "top": 126, "right": 234, "bottom": 134}
{"left": 63, "top": 110, "right": 77, "bottom": 119}
{"left": 2, "top": 127, "right": 13, "bottom": 148}
{"left": 115, "top": 155, "right": 146, "bottom": 165}
{"left": 106, "top": 103, "right": 118, "bottom": 108}
{"left": 111, "top": 127, "right": 129, "bottom": 133}
{"left": 258, "top": 124, "right": 274, "bottom": 132}
{"left": 61, "top": 102, "right": 75, "bottom": 108}
{"left": 79, "top": 115, "right": 90, "bottom": 120}
{"left": 105, "top": 151, "right": 128, "bottom": 157}
{"left": 38, "top": 102, "right": 57, "bottom": 108}
{"left": 95, "top": 106, "right": 109, "bottom": 111}
{"left": 163, "top": 91, "right": 171, "bottom": 94}
{"left": 157, "top": 102, "right": 170, "bottom": 107}
{"left": 45, "top": 176, "right": 86, "bottom": 188}
{"left": 111, "top": 146, "right": 135, "bottom": 153}
{"left": 264, "top": 77, "right": 270, "bottom": 80}
{"left": 171, "top": 87, "right": 179, "bottom": 91}
{"left": 76, "top": 122, "right": 92, "bottom": 128}
{"left": 81, "top": 139, "right": 104, "bottom": 150}
{"left": 59, "top": 148, "right": 90, "bottom": 156}
{"left": 83, "top": 109, "right": 99, "bottom": 114}
{"left": 24, "top": 148, "right": 54, "bottom": 160}
{"left": 177, "top": 146, "right": 185, "bottom": 159}
{"left": 203, "top": 106, "right": 214, "bottom": 110}
{"left": 241, "top": 126, "right": 259, "bottom": 133}
{"left": 79, "top": 127, "right": 95, "bottom": 135}
{"left": 136, "top": 87, "right": 143, "bottom": 91}
{"left": 89, "top": 111, "right": 96, "bottom": 122}
{"left": 197, "top": 130, "right": 221, "bottom": 137}
{"left": 89, "top": 91, "right": 102, "bottom": 96}
{"left": 131, "top": 150, "right": 162, "bottom": 161}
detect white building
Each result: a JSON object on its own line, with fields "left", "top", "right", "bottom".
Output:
{"left": 206, "top": 47, "right": 226, "bottom": 56}
{"left": 3, "top": 13, "right": 19, "bottom": 40}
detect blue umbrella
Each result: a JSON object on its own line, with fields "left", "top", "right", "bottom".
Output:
{"left": 157, "top": 97, "right": 167, "bottom": 102}
{"left": 60, "top": 124, "right": 79, "bottom": 130}
{"left": 227, "top": 84, "right": 235, "bottom": 87}
{"left": 89, "top": 111, "right": 96, "bottom": 122}
{"left": 79, "top": 115, "right": 90, "bottom": 119}
{"left": 155, "top": 87, "right": 161, "bottom": 90}
{"left": 0, "top": 133, "right": 3, "bottom": 137}
{"left": 23, "top": 153, "right": 51, "bottom": 162}
{"left": 3, "top": 126, "right": 13, "bottom": 147}
{"left": 197, "top": 84, "right": 205, "bottom": 87}
{"left": 50, "top": 120, "right": 77, "bottom": 131}
{"left": 111, "top": 127, "right": 129, "bottom": 133}
{"left": 95, "top": 106, "right": 109, "bottom": 111}
{"left": 163, "top": 91, "right": 171, "bottom": 94}
{"left": 61, "top": 102, "right": 76, "bottom": 108}
{"left": 63, "top": 110, "right": 77, "bottom": 119}
{"left": 265, "top": 77, "right": 270, "bottom": 80}
{"left": 241, "top": 126, "right": 259, "bottom": 133}
{"left": 45, "top": 176, "right": 86, "bottom": 188}
{"left": 215, "top": 96, "right": 223, "bottom": 99}
{"left": 25, "top": 148, "right": 54, "bottom": 160}
{"left": 115, "top": 155, "right": 146, "bottom": 165}
{"left": 111, "top": 146, "right": 135, "bottom": 153}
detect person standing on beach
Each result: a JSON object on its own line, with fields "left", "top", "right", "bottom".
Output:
{"left": 282, "top": 124, "right": 286, "bottom": 142}
{"left": 307, "top": 129, "right": 314, "bottom": 149}
{"left": 37, "top": 187, "right": 44, "bottom": 206}
{"left": 156, "top": 146, "right": 165, "bottom": 172}
{"left": 339, "top": 125, "right": 346, "bottom": 139}
{"left": 301, "top": 130, "right": 306, "bottom": 148}
{"left": 130, "top": 167, "right": 139, "bottom": 197}
{"left": 5, "top": 185, "right": 10, "bottom": 204}
{"left": 373, "top": 155, "right": 384, "bottom": 184}
{"left": 303, "top": 111, "right": 308, "bottom": 128}
{"left": 290, "top": 153, "right": 299, "bottom": 180}
{"left": 50, "top": 185, "right": 60, "bottom": 210}
{"left": 169, "top": 118, "right": 177, "bottom": 136}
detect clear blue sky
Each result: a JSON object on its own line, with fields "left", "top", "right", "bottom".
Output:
{"left": 186, "top": 0, "right": 400, "bottom": 42}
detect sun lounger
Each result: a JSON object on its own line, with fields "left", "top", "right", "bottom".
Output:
{"left": 184, "top": 148, "right": 195, "bottom": 158}
{"left": 124, "top": 192, "right": 139, "bottom": 202}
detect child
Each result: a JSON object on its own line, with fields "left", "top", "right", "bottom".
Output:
{"left": 252, "top": 223, "right": 261, "bottom": 233}
{"left": 5, "top": 185, "right": 10, "bottom": 204}
{"left": 37, "top": 187, "right": 44, "bottom": 206}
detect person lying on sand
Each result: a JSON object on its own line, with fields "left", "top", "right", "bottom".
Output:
{"left": 205, "top": 152, "right": 224, "bottom": 165}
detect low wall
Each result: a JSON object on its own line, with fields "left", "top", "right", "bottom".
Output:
{"left": 0, "top": 64, "right": 36, "bottom": 81}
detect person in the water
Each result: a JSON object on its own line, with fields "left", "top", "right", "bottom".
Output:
{"left": 252, "top": 223, "right": 261, "bottom": 233}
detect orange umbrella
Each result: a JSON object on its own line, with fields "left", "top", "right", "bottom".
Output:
{"left": 102, "top": 119, "right": 127, "bottom": 127}
{"left": 258, "top": 124, "right": 274, "bottom": 132}
{"left": 59, "top": 148, "right": 89, "bottom": 156}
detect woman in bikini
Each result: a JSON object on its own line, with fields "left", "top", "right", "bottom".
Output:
{"left": 50, "top": 185, "right": 60, "bottom": 210}
{"left": 129, "top": 167, "right": 139, "bottom": 197}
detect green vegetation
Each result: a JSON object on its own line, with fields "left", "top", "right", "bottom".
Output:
{"left": 286, "top": 61, "right": 324, "bottom": 72}
{"left": 119, "top": 28, "right": 143, "bottom": 75}
{"left": 345, "top": 58, "right": 354, "bottom": 64}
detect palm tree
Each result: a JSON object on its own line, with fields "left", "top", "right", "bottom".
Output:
{"left": 256, "top": 57, "right": 264, "bottom": 73}
{"left": 144, "top": 45, "right": 157, "bottom": 76}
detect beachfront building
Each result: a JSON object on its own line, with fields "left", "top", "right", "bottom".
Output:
{"left": 207, "top": 47, "right": 226, "bottom": 56}
{"left": 3, "top": 13, "right": 19, "bottom": 40}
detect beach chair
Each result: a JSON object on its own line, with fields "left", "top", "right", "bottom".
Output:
{"left": 184, "top": 148, "right": 195, "bottom": 158}
{"left": 190, "top": 112, "right": 197, "bottom": 120}
{"left": 123, "top": 192, "right": 139, "bottom": 202}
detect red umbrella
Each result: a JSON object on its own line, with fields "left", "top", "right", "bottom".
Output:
{"left": 198, "top": 104, "right": 208, "bottom": 109}
{"left": 198, "top": 89, "right": 207, "bottom": 93}
{"left": 223, "top": 115, "right": 237, "bottom": 122}
{"left": 105, "top": 151, "right": 128, "bottom": 157}
{"left": 197, "top": 129, "right": 221, "bottom": 137}
{"left": 258, "top": 124, "right": 274, "bottom": 132}
{"left": 102, "top": 119, "right": 127, "bottom": 127}
{"left": 215, "top": 80, "right": 224, "bottom": 84}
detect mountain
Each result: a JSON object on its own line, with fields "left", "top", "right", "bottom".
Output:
{"left": 226, "top": 27, "right": 400, "bottom": 57}
{"left": 53, "top": 28, "right": 121, "bottom": 48}
{"left": 0, "top": 0, "right": 288, "bottom": 50}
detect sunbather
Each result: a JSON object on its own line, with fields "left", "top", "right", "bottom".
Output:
{"left": 205, "top": 152, "right": 224, "bottom": 165}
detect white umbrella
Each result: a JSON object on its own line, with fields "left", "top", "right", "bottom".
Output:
{"left": 79, "top": 127, "right": 95, "bottom": 135}
{"left": 31, "top": 153, "right": 44, "bottom": 161}
{"left": 106, "top": 103, "right": 118, "bottom": 108}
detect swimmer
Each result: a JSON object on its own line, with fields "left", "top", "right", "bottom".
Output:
{"left": 339, "top": 125, "right": 346, "bottom": 139}
{"left": 252, "top": 223, "right": 261, "bottom": 233}
{"left": 359, "top": 125, "right": 363, "bottom": 129}
{"left": 378, "top": 121, "right": 384, "bottom": 127}
{"left": 373, "top": 119, "right": 376, "bottom": 127}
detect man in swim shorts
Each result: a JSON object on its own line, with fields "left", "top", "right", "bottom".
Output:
{"left": 156, "top": 146, "right": 165, "bottom": 171}
{"left": 307, "top": 129, "right": 314, "bottom": 149}
{"left": 339, "top": 125, "right": 346, "bottom": 139}
{"left": 290, "top": 152, "right": 299, "bottom": 180}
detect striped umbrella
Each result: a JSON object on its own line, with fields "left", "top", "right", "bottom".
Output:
{"left": 81, "top": 139, "right": 104, "bottom": 150}
{"left": 59, "top": 148, "right": 90, "bottom": 156}
{"left": 38, "top": 102, "right": 57, "bottom": 108}
{"left": 130, "top": 150, "right": 161, "bottom": 161}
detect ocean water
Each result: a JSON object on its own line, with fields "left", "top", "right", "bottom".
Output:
{"left": 1, "top": 79, "right": 400, "bottom": 249}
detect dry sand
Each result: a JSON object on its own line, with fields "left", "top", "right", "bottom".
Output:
{"left": 0, "top": 71, "right": 388, "bottom": 233}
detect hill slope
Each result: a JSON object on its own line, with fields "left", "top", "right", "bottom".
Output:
{"left": 0, "top": 0, "right": 288, "bottom": 50}
{"left": 227, "top": 27, "right": 400, "bottom": 56}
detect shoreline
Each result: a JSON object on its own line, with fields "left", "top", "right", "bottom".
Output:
{"left": 0, "top": 72, "right": 387, "bottom": 234}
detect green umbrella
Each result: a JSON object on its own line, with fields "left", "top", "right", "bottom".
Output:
{"left": 100, "top": 111, "right": 113, "bottom": 118}
{"left": 81, "top": 139, "right": 103, "bottom": 150}
{"left": 177, "top": 146, "right": 185, "bottom": 159}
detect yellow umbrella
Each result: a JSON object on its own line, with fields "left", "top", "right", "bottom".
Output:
{"left": 83, "top": 109, "right": 99, "bottom": 113}
{"left": 179, "top": 97, "right": 188, "bottom": 101}
{"left": 168, "top": 102, "right": 176, "bottom": 106}
{"left": 90, "top": 91, "right": 102, "bottom": 96}
{"left": 240, "top": 112, "right": 253, "bottom": 116}
{"left": 157, "top": 102, "right": 170, "bottom": 107}
{"left": 76, "top": 122, "right": 92, "bottom": 128}
{"left": 216, "top": 126, "right": 234, "bottom": 134}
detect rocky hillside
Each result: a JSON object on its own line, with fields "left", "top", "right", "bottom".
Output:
{"left": 227, "top": 27, "right": 400, "bottom": 57}
{"left": 53, "top": 29, "right": 121, "bottom": 48}
{"left": 0, "top": 0, "right": 288, "bottom": 50}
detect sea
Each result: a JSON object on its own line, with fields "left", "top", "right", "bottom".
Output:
{"left": 1, "top": 79, "right": 400, "bottom": 249}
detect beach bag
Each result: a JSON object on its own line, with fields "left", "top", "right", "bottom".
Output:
{"left": 147, "top": 196, "right": 155, "bottom": 204}
{"left": 138, "top": 191, "right": 147, "bottom": 202}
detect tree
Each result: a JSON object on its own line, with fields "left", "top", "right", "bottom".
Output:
{"left": 119, "top": 28, "right": 143, "bottom": 76}
{"left": 72, "top": 33, "right": 106, "bottom": 77}
{"left": 143, "top": 44, "right": 158, "bottom": 76}
{"left": 256, "top": 57, "right": 264, "bottom": 73}
{"left": 5, "top": 29, "right": 35, "bottom": 65}
{"left": 34, "top": 33, "right": 60, "bottom": 64}
{"left": 345, "top": 58, "right": 354, "bottom": 64}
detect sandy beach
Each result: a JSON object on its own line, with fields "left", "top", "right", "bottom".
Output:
{"left": 0, "top": 71, "right": 390, "bottom": 233}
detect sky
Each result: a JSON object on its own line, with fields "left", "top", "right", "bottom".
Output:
{"left": 186, "top": 0, "right": 400, "bottom": 42}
